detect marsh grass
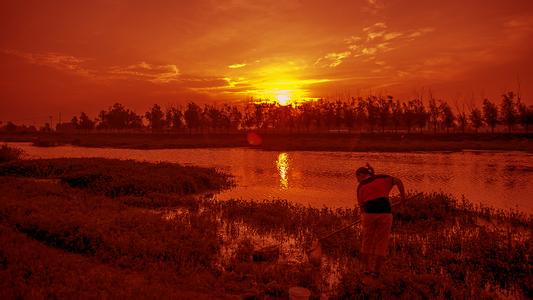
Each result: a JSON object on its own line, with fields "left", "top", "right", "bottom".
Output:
{"left": 0, "top": 158, "right": 234, "bottom": 197}
{"left": 202, "top": 194, "right": 532, "bottom": 298}
{"left": 0, "top": 144, "right": 23, "bottom": 163}
{"left": 0, "top": 158, "right": 531, "bottom": 298}
{"left": 0, "top": 178, "right": 223, "bottom": 274}
{"left": 0, "top": 225, "right": 210, "bottom": 299}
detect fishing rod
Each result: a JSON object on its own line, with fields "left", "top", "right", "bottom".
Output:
{"left": 306, "top": 193, "right": 424, "bottom": 265}
{"left": 316, "top": 193, "right": 424, "bottom": 242}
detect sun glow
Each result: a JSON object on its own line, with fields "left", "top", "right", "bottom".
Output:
{"left": 248, "top": 64, "right": 311, "bottom": 105}
{"left": 276, "top": 92, "right": 290, "bottom": 106}
{"left": 276, "top": 152, "right": 290, "bottom": 189}
{"left": 224, "top": 62, "right": 331, "bottom": 105}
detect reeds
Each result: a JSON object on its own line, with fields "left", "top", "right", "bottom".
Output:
{"left": 0, "top": 144, "right": 23, "bottom": 163}
{"left": 0, "top": 158, "right": 531, "bottom": 298}
{"left": 0, "top": 158, "right": 234, "bottom": 197}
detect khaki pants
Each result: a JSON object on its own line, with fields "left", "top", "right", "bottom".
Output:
{"left": 361, "top": 213, "right": 393, "bottom": 257}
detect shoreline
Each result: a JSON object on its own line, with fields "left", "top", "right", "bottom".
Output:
{"left": 1, "top": 132, "right": 532, "bottom": 152}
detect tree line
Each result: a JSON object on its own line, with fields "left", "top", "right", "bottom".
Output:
{"left": 2, "top": 91, "right": 532, "bottom": 134}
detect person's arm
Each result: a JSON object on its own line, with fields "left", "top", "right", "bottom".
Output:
{"left": 392, "top": 177, "right": 406, "bottom": 204}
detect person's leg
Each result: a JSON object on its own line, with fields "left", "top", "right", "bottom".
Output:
{"left": 372, "top": 214, "right": 392, "bottom": 276}
{"left": 374, "top": 255, "right": 385, "bottom": 274}
{"left": 368, "top": 254, "right": 377, "bottom": 273}
{"left": 360, "top": 213, "right": 373, "bottom": 273}
{"left": 360, "top": 253, "right": 370, "bottom": 273}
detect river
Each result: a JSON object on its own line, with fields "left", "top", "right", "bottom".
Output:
{"left": 10, "top": 142, "right": 533, "bottom": 213}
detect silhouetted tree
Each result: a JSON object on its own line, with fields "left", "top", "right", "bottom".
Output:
{"left": 5, "top": 122, "right": 17, "bottom": 132}
{"left": 227, "top": 105, "right": 242, "bottom": 132}
{"left": 71, "top": 116, "right": 79, "bottom": 129}
{"left": 402, "top": 100, "right": 419, "bottom": 133}
{"left": 145, "top": 104, "right": 165, "bottom": 130}
{"left": 97, "top": 103, "right": 142, "bottom": 130}
{"left": 242, "top": 103, "right": 256, "bottom": 129}
{"left": 344, "top": 101, "right": 356, "bottom": 132}
{"left": 167, "top": 106, "right": 184, "bottom": 130}
{"left": 334, "top": 100, "right": 344, "bottom": 130}
{"left": 482, "top": 99, "right": 498, "bottom": 134}
{"left": 184, "top": 102, "right": 201, "bottom": 134}
{"left": 40, "top": 123, "right": 51, "bottom": 132}
{"left": 457, "top": 111, "right": 467, "bottom": 134}
{"left": 469, "top": 107, "right": 483, "bottom": 134}
{"left": 517, "top": 101, "right": 532, "bottom": 133}
{"left": 300, "top": 102, "right": 314, "bottom": 132}
{"left": 366, "top": 96, "right": 379, "bottom": 133}
{"left": 500, "top": 92, "right": 517, "bottom": 133}
{"left": 354, "top": 97, "right": 367, "bottom": 132}
{"left": 428, "top": 96, "right": 441, "bottom": 134}
{"left": 377, "top": 96, "right": 392, "bottom": 132}
{"left": 390, "top": 99, "right": 402, "bottom": 133}
{"left": 440, "top": 101, "right": 455, "bottom": 134}
{"left": 79, "top": 112, "right": 95, "bottom": 130}
{"left": 413, "top": 100, "right": 427, "bottom": 133}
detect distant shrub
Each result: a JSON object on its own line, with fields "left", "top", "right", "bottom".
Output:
{"left": 0, "top": 144, "right": 23, "bottom": 163}
{"left": 32, "top": 139, "right": 59, "bottom": 147}
{"left": 0, "top": 158, "right": 234, "bottom": 198}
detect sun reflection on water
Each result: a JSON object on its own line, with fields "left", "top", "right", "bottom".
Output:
{"left": 276, "top": 152, "right": 290, "bottom": 189}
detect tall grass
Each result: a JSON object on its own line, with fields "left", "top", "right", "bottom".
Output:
{"left": 0, "top": 157, "right": 530, "bottom": 298}
{"left": 0, "top": 177, "right": 222, "bottom": 274}
{"left": 202, "top": 194, "right": 532, "bottom": 298}
{"left": 0, "top": 144, "right": 23, "bottom": 163}
{"left": 0, "top": 158, "right": 234, "bottom": 197}
{"left": 0, "top": 225, "right": 210, "bottom": 299}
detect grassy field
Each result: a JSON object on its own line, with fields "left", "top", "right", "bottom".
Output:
{"left": 1, "top": 131, "right": 532, "bottom": 152}
{"left": 0, "top": 148, "right": 531, "bottom": 298}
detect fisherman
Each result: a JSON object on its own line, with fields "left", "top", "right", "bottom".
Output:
{"left": 356, "top": 163, "right": 405, "bottom": 278}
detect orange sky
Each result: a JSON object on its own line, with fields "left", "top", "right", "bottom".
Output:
{"left": 1, "top": 0, "right": 532, "bottom": 124}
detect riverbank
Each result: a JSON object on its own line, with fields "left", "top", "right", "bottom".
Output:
{"left": 1, "top": 132, "right": 532, "bottom": 152}
{"left": 0, "top": 155, "right": 531, "bottom": 298}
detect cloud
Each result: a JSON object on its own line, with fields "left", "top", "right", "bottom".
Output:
{"left": 4, "top": 49, "right": 182, "bottom": 83}
{"left": 108, "top": 62, "right": 180, "bottom": 83}
{"left": 365, "top": 0, "right": 385, "bottom": 13}
{"left": 383, "top": 32, "right": 403, "bottom": 41}
{"left": 407, "top": 27, "right": 435, "bottom": 38}
{"left": 367, "top": 31, "right": 386, "bottom": 40}
{"left": 315, "top": 51, "right": 351, "bottom": 67}
{"left": 314, "top": 22, "right": 436, "bottom": 72}
{"left": 228, "top": 63, "right": 247, "bottom": 69}
{"left": 504, "top": 17, "right": 533, "bottom": 30}
{"left": 2, "top": 49, "right": 91, "bottom": 77}
{"left": 363, "top": 22, "right": 387, "bottom": 32}
{"left": 503, "top": 16, "right": 533, "bottom": 41}
{"left": 361, "top": 48, "right": 377, "bottom": 55}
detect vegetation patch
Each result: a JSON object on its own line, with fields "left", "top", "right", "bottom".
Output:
{"left": 0, "top": 158, "right": 234, "bottom": 197}
{"left": 0, "top": 177, "right": 221, "bottom": 273}
{"left": 0, "top": 144, "right": 23, "bottom": 163}
{"left": 0, "top": 158, "right": 530, "bottom": 298}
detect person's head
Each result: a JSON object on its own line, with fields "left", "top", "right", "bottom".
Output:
{"left": 356, "top": 164, "right": 374, "bottom": 182}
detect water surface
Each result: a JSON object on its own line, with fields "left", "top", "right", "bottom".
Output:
{"left": 11, "top": 143, "right": 533, "bottom": 213}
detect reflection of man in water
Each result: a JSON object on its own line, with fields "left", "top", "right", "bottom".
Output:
{"left": 356, "top": 164, "right": 405, "bottom": 278}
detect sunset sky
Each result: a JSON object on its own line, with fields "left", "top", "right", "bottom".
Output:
{"left": 1, "top": 0, "right": 532, "bottom": 124}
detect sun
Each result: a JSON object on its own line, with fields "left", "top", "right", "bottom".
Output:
{"left": 276, "top": 93, "right": 290, "bottom": 106}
